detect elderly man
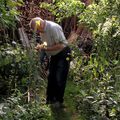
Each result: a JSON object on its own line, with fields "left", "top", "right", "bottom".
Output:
{"left": 29, "top": 17, "right": 71, "bottom": 107}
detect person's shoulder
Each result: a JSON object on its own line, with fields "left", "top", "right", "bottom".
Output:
{"left": 46, "top": 20, "right": 61, "bottom": 29}
{"left": 46, "top": 20, "right": 58, "bottom": 26}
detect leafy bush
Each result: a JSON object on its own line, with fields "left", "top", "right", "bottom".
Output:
{"left": 40, "top": 0, "right": 85, "bottom": 22}
{"left": 0, "top": 0, "right": 23, "bottom": 28}
{"left": 0, "top": 44, "right": 27, "bottom": 96}
{"left": 0, "top": 95, "right": 51, "bottom": 120}
{"left": 69, "top": 0, "right": 120, "bottom": 119}
{"left": 0, "top": 43, "right": 44, "bottom": 100}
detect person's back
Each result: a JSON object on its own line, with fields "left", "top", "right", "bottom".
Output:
{"left": 40, "top": 20, "right": 68, "bottom": 56}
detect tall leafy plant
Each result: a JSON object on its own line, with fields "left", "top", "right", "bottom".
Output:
{"left": 71, "top": 0, "right": 120, "bottom": 119}
{"left": 0, "top": 0, "right": 23, "bottom": 28}
{"left": 40, "top": 0, "right": 85, "bottom": 22}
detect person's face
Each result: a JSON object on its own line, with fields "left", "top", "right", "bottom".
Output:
{"left": 36, "top": 25, "right": 44, "bottom": 34}
{"left": 36, "top": 26, "right": 42, "bottom": 34}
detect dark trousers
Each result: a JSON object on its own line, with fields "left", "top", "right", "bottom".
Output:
{"left": 46, "top": 46, "right": 71, "bottom": 103}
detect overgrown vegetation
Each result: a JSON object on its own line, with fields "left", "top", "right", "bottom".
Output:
{"left": 0, "top": 1, "right": 50, "bottom": 119}
{"left": 40, "top": 0, "right": 85, "bottom": 22}
{"left": 70, "top": 0, "right": 120, "bottom": 119}
{"left": 0, "top": 0, "right": 120, "bottom": 120}
{"left": 0, "top": 0, "right": 23, "bottom": 97}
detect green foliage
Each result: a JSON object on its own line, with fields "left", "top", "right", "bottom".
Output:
{"left": 0, "top": 95, "right": 51, "bottom": 120}
{"left": 0, "top": 0, "right": 120, "bottom": 119}
{"left": 79, "top": 0, "right": 120, "bottom": 30}
{"left": 68, "top": 0, "right": 120, "bottom": 119}
{"left": 0, "top": 44, "right": 28, "bottom": 96}
{"left": 0, "top": 43, "right": 44, "bottom": 99}
{"left": 0, "top": 0, "right": 23, "bottom": 28}
{"left": 40, "top": 0, "right": 85, "bottom": 22}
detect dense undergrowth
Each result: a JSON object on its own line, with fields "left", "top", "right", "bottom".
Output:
{"left": 0, "top": 0, "right": 120, "bottom": 120}
{"left": 69, "top": 0, "right": 120, "bottom": 119}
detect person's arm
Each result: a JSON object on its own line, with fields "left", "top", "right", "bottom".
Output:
{"left": 35, "top": 43, "right": 65, "bottom": 51}
{"left": 45, "top": 43, "right": 65, "bottom": 51}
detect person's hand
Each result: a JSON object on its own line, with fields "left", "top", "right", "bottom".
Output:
{"left": 35, "top": 44, "right": 44, "bottom": 51}
{"left": 35, "top": 42, "right": 47, "bottom": 51}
